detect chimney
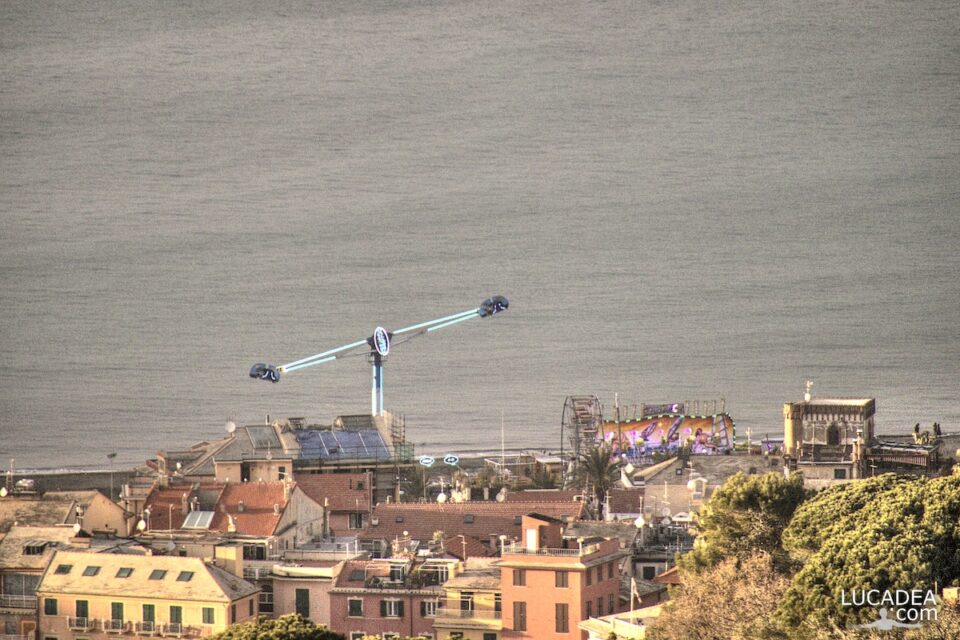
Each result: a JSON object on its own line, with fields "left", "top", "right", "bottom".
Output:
{"left": 283, "top": 482, "right": 292, "bottom": 502}
{"left": 273, "top": 503, "right": 280, "bottom": 516}
{"left": 237, "top": 501, "right": 244, "bottom": 513}
{"left": 181, "top": 493, "right": 189, "bottom": 514}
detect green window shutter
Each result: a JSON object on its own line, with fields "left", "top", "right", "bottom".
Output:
{"left": 380, "top": 600, "right": 387, "bottom": 617}
{"left": 396, "top": 600, "right": 404, "bottom": 618}
{"left": 420, "top": 601, "right": 426, "bottom": 617}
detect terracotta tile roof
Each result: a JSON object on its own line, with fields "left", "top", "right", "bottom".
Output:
{"left": 359, "top": 501, "right": 584, "bottom": 548}
{"left": 504, "top": 490, "right": 583, "bottom": 503}
{"left": 333, "top": 559, "right": 390, "bottom": 588}
{"left": 209, "top": 483, "right": 289, "bottom": 537}
{"left": 142, "top": 483, "right": 226, "bottom": 530}
{"left": 296, "top": 473, "right": 372, "bottom": 513}
{"left": 653, "top": 566, "right": 682, "bottom": 585}
{"left": 608, "top": 489, "right": 644, "bottom": 514}
{"left": 441, "top": 534, "right": 492, "bottom": 561}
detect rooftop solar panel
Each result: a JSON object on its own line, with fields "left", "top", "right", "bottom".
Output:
{"left": 182, "top": 511, "right": 215, "bottom": 530}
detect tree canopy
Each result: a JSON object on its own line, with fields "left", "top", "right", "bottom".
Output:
{"left": 679, "top": 471, "right": 808, "bottom": 572}
{"left": 209, "top": 615, "right": 343, "bottom": 640}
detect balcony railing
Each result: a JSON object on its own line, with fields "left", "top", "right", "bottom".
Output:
{"left": 0, "top": 635, "right": 31, "bottom": 640}
{"left": 69, "top": 617, "right": 97, "bottom": 631}
{"left": 104, "top": 619, "right": 128, "bottom": 633}
{"left": 161, "top": 622, "right": 184, "bottom": 637}
{"left": 435, "top": 608, "right": 502, "bottom": 620}
{"left": 242, "top": 567, "right": 272, "bottom": 580}
{"left": 136, "top": 621, "right": 159, "bottom": 634}
{"left": 0, "top": 594, "right": 37, "bottom": 609}
{"left": 504, "top": 543, "right": 599, "bottom": 556}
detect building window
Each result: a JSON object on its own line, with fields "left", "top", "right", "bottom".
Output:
{"left": 176, "top": 571, "right": 194, "bottom": 582}
{"left": 460, "top": 592, "right": 474, "bottom": 611}
{"left": 512, "top": 569, "right": 526, "bottom": 586}
{"left": 555, "top": 570, "right": 568, "bottom": 587}
{"left": 834, "top": 468, "right": 847, "bottom": 480}
{"left": 494, "top": 594, "right": 501, "bottom": 613}
{"left": 555, "top": 603, "right": 569, "bottom": 633}
{"left": 44, "top": 599, "right": 57, "bottom": 616}
{"left": 609, "top": 593, "right": 615, "bottom": 615}
{"left": 347, "top": 599, "right": 363, "bottom": 617}
{"left": 598, "top": 596, "right": 604, "bottom": 615}
{"left": 76, "top": 600, "right": 89, "bottom": 619}
{"left": 350, "top": 634, "right": 365, "bottom": 640}
{"left": 259, "top": 585, "right": 274, "bottom": 614}
{"left": 54, "top": 564, "right": 72, "bottom": 575}
{"left": 608, "top": 562, "right": 614, "bottom": 579}
{"left": 170, "top": 607, "right": 182, "bottom": 625}
{"left": 278, "top": 466, "right": 286, "bottom": 480}
{"left": 420, "top": 599, "right": 439, "bottom": 617}
{"left": 202, "top": 608, "right": 215, "bottom": 625}
{"left": 243, "top": 545, "right": 267, "bottom": 561}
{"left": 142, "top": 604, "right": 154, "bottom": 623}
{"left": 586, "top": 600, "right": 592, "bottom": 618}
{"left": 248, "top": 600, "right": 254, "bottom": 616}
{"left": 380, "top": 599, "right": 404, "bottom": 618}
{"left": 483, "top": 634, "right": 497, "bottom": 640}
{"left": 115, "top": 568, "right": 133, "bottom": 578}
{"left": 642, "top": 565, "right": 656, "bottom": 580}
{"left": 586, "top": 567, "right": 592, "bottom": 586}
{"left": 149, "top": 570, "right": 166, "bottom": 580}
{"left": 513, "top": 601, "right": 526, "bottom": 632}
{"left": 111, "top": 602, "right": 124, "bottom": 622}
{"left": 348, "top": 513, "right": 363, "bottom": 529}
{"left": 82, "top": 566, "right": 100, "bottom": 577}
{"left": 230, "top": 604, "right": 237, "bottom": 624}
{"left": 295, "top": 589, "right": 310, "bottom": 618}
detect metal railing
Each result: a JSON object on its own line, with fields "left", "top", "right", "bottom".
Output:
{"left": 0, "top": 635, "right": 31, "bottom": 640}
{"left": 68, "top": 617, "right": 96, "bottom": 631}
{"left": 136, "top": 621, "right": 158, "bottom": 634}
{"left": 242, "top": 567, "right": 272, "bottom": 580}
{"left": 104, "top": 619, "right": 127, "bottom": 633}
{"left": 0, "top": 594, "right": 37, "bottom": 608}
{"left": 504, "top": 543, "right": 599, "bottom": 556}
{"left": 435, "top": 608, "right": 502, "bottom": 620}
{"left": 162, "top": 622, "right": 184, "bottom": 636}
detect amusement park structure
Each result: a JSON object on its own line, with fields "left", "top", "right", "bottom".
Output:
{"left": 561, "top": 395, "right": 736, "bottom": 483}
{"left": 250, "top": 295, "right": 509, "bottom": 415}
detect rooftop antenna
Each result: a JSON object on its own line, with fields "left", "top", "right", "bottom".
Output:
{"left": 804, "top": 380, "right": 814, "bottom": 403}
{"left": 250, "top": 296, "right": 509, "bottom": 416}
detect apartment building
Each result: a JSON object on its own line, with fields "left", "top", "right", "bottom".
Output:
{"left": 433, "top": 558, "right": 502, "bottom": 640}
{"left": 497, "top": 515, "right": 629, "bottom": 640}
{"left": 37, "top": 551, "right": 258, "bottom": 640}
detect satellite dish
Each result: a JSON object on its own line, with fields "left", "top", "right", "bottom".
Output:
{"left": 226, "top": 421, "right": 237, "bottom": 434}
{"left": 661, "top": 507, "right": 671, "bottom": 518}
{"left": 437, "top": 492, "right": 447, "bottom": 504}
{"left": 73, "top": 523, "right": 81, "bottom": 534}
{"left": 0, "top": 487, "right": 7, "bottom": 497}
{"left": 634, "top": 515, "right": 646, "bottom": 528}
{"left": 495, "top": 489, "right": 506, "bottom": 503}
{"left": 165, "top": 541, "right": 176, "bottom": 552}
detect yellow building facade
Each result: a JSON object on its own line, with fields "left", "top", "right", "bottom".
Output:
{"left": 37, "top": 551, "right": 258, "bottom": 640}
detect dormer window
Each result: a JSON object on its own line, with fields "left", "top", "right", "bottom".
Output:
{"left": 463, "top": 514, "right": 475, "bottom": 524}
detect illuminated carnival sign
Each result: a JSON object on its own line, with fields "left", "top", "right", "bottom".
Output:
{"left": 372, "top": 326, "right": 391, "bottom": 356}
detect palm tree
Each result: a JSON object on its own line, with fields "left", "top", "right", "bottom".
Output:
{"left": 574, "top": 443, "right": 624, "bottom": 519}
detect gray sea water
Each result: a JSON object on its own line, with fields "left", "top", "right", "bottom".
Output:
{"left": 2, "top": 0, "right": 958, "bottom": 471}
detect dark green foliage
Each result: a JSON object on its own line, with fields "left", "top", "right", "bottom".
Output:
{"left": 209, "top": 615, "right": 343, "bottom": 640}
{"left": 574, "top": 444, "right": 623, "bottom": 519}
{"left": 679, "top": 471, "right": 808, "bottom": 572}
{"left": 777, "top": 473, "right": 960, "bottom": 631}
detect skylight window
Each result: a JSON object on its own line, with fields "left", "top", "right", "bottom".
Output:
{"left": 54, "top": 564, "right": 72, "bottom": 575}
{"left": 149, "top": 570, "right": 167, "bottom": 580}
{"left": 176, "top": 571, "right": 194, "bottom": 582}
{"left": 349, "top": 569, "right": 365, "bottom": 581}
{"left": 82, "top": 566, "right": 100, "bottom": 577}
{"left": 116, "top": 567, "right": 133, "bottom": 578}
{"left": 464, "top": 514, "right": 475, "bottom": 523}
